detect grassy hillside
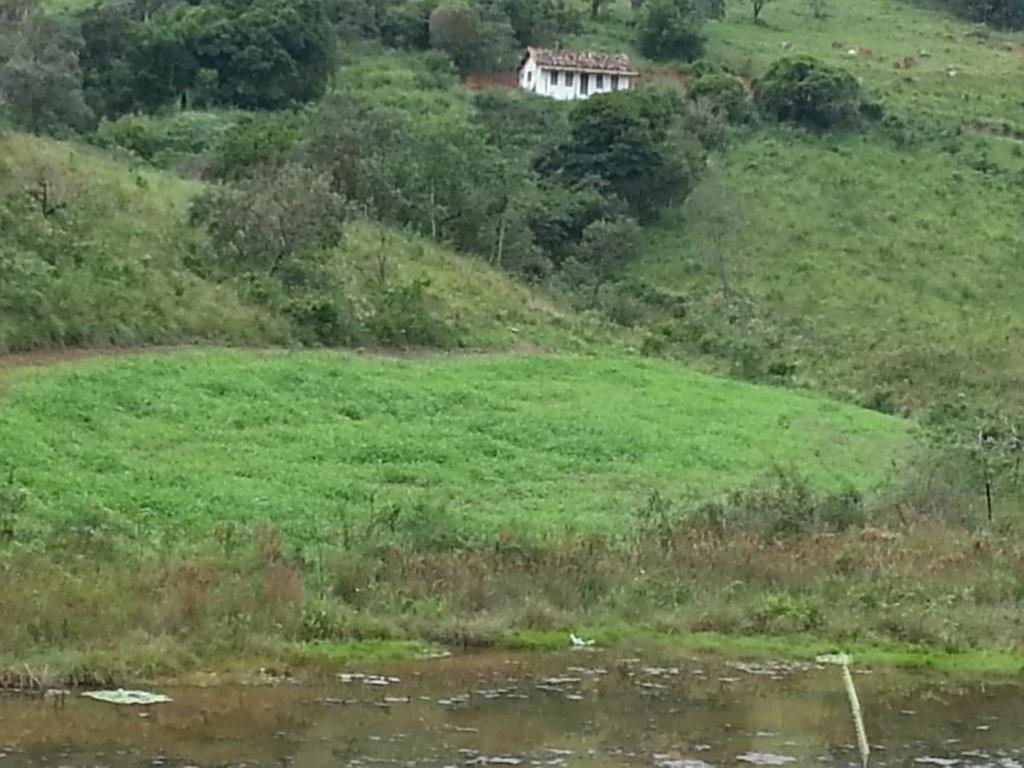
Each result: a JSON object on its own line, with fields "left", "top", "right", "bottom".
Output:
{"left": 0, "top": 350, "right": 909, "bottom": 544}
{"left": 0, "top": 131, "right": 285, "bottom": 350}
{"left": 606, "top": 0, "right": 1024, "bottom": 414}
{"left": 706, "top": 0, "right": 1024, "bottom": 126}
{"left": 640, "top": 129, "right": 1024, "bottom": 411}
{"left": 576, "top": 0, "right": 1024, "bottom": 126}
{"left": 0, "top": 130, "right": 594, "bottom": 353}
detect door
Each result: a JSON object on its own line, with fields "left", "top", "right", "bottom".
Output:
{"left": 580, "top": 73, "right": 589, "bottom": 96}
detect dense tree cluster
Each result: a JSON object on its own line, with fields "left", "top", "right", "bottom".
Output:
{"left": 638, "top": 0, "right": 713, "bottom": 60}
{"left": 79, "top": 0, "right": 336, "bottom": 114}
{"left": 924, "top": 0, "right": 1024, "bottom": 27}
{"left": 755, "top": 56, "right": 869, "bottom": 129}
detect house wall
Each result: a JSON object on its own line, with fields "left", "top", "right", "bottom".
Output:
{"left": 518, "top": 57, "right": 541, "bottom": 94}
{"left": 518, "top": 56, "right": 636, "bottom": 101}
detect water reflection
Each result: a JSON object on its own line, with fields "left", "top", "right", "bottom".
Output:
{"left": 0, "top": 650, "right": 1021, "bottom": 767}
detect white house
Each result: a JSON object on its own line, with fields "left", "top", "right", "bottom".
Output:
{"left": 517, "top": 47, "right": 639, "bottom": 101}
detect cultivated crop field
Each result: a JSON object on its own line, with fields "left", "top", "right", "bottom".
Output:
{"left": 0, "top": 351, "right": 910, "bottom": 544}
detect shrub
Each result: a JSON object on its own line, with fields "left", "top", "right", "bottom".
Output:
{"left": 189, "top": 164, "right": 346, "bottom": 287}
{"left": 285, "top": 295, "right": 358, "bottom": 346}
{"left": 428, "top": 4, "right": 518, "bottom": 73}
{"left": 209, "top": 112, "right": 305, "bottom": 180}
{"left": 94, "top": 111, "right": 240, "bottom": 169}
{"left": 367, "top": 279, "right": 458, "bottom": 347}
{"left": 687, "top": 72, "right": 752, "bottom": 123}
{"left": 755, "top": 56, "right": 866, "bottom": 129}
{"left": 638, "top": 0, "right": 706, "bottom": 61}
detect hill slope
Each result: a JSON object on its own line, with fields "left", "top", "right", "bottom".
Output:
{"left": 0, "top": 350, "right": 910, "bottom": 543}
{"left": 0, "top": 131, "right": 594, "bottom": 354}
{"left": 0, "top": 131, "right": 284, "bottom": 351}
{"left": 617, "top": 0, "right": 1024, "bottom": 414}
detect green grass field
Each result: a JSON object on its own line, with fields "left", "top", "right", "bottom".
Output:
{"left": 0, "top": 350, "right": 909, "bottom": 543}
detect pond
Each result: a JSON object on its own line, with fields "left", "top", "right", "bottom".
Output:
{"left": 0, "top": 650, "right": 1021, "bottom": 768}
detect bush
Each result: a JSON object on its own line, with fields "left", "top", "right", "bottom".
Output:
{"left": 638, "top": 0, "right": 706, "bottom": 61}
{"left": 687, "top": 72, "right": 752, "bottom": 123}
{"left": 755, "top": 56, "right": 866, "bottom": 129}
{"left": 428, "top": 4, "right": 518, "bottom": 73}
{"left": 209, "top": 112, "right": 305, "bottom": 181}
{"left": 94, "top": 111, "right": 240, "bottom": 170}
{"left": 189, "top": 164, "right": 346, "bottom": 287}
{"left": 285, "top": 296, "right": 357, "bottom": 346}
{"left": 367, "top": 279, "right": 458, "bottom": 347}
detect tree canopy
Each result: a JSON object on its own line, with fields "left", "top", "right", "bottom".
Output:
{"left": 538, "top": 90, "right": 700, "bottom": 221}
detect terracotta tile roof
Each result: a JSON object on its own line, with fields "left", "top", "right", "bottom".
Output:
{"left": 520, "top": 47, "right": 639, "bottom": 76}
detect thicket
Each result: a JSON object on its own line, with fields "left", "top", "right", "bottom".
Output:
{"left": 755, "top": 56, "right": 874, "bottom": 129}
{"left": 638, "top": 0, "right": 714, "bottom": 61}
{"left": 920, "top": 0, "right": 1024, "bottom": 27}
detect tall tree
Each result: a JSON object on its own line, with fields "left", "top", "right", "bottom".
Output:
{"left": 0, "top": 11, "right": 94, "bottom": 135}
{"left": 79, "top": 0, "right": 337, "bottom": 115}
{"left": 538, "top": 90, "right": 699, "bottom": 221}
{"left": 682, "top": 175, "right": 746, "bottom": 299}
{"left": 429, "top": 3, "right": 517, "bottom": 72}
{"left": 172, "top": 0, "right": 336, "bottom": 109}
{"left": 638, "top": 0, "right": 706, "bottom": 60}
{"left": 190, "top": 164, "right": 346, "bottom": 287}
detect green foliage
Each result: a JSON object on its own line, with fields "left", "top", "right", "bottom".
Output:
{"left": 0, "top": 11, "right": 94, "bottom": 135}
{"left": 209, "top": 112, "right": 306, "bottom": 180}
{"left": 755, "top": 56, "right": 866, "bottom": 129}
{"left": 688, "top": 469, "right": 866, "bottom": 538}
{"left": 93, "top": 110, "right": 241, "bottom": 172}
{"left": 473, "top": 88, "right": 568, "bottom": 154}
{"left": 687, "top": 72, "right": 752, "bottom": 123}
{"left": 0, "top": 350, "right": 909, "bottom": 542}
{"left": 378, "top": 0, "right": 436, "bottom": 48}
{"left": 325, "top": 0, "right": 381, "bottom": 39}
{"left": 538, "top": 89, "right": 701, "bottom": 221}
{"left": 79, "top": 0, "right": 336, "bottom": 115}
{"left": 0, "top": 125, "right": 578, "bottom": 354}
{"left": 428, "top": 3, "right": 518, "bottom": 73}
{"left": 638, "top": 0, "right": 706, "bottom": 61}
{"left": 364, "top": 280, "right": 457, "bottom": 346}
{"left": 0, "top": 133, "right": 282, "bottom": 352}
{"left": 0, "top": 476, "right": 28, "bottom": 544}
{"left": 307, "top": 80, "right": 511, "bottom": 256}
{"left": 560, "top": 216, "right": 642, "bottom": 301}
{"left": 922, "top": 0, "right": 1024, "bottom": 27}
{"left": 574, "top": 216, "right": 642, "bottom": 279}
{"left": 493, "top": 0, "right": 582, "bottom": 46}
{"left": 190, "top": 164, "right": 346, "bottom": 287}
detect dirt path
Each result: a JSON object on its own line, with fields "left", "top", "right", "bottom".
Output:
{"left": 0, "top": 344, "right": 211, "bottom": 370}
{"left": 0, "top": 342, "right": 558, "bottom": 371}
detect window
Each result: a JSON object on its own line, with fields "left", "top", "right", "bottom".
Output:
{"left": 596, "top": 74, "right": 604, "bottom": 89}
{"left": 611, "top": 75, "right": 619, "bottom": 90}
{"left": 566, "top": 71, "right": 574, "bottom": 87}
{"left": 551, "top": 70, "right": 559, "bottom": 85}
{"left": 580, "top": 73, "right": 589, "bottom": 95}
{"left": 527, "top": 71, "right": 532, "bottom": 83}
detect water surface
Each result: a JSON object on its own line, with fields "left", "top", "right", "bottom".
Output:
{"left": 1, "top": 650, "right": 1021, "bottom": 767}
